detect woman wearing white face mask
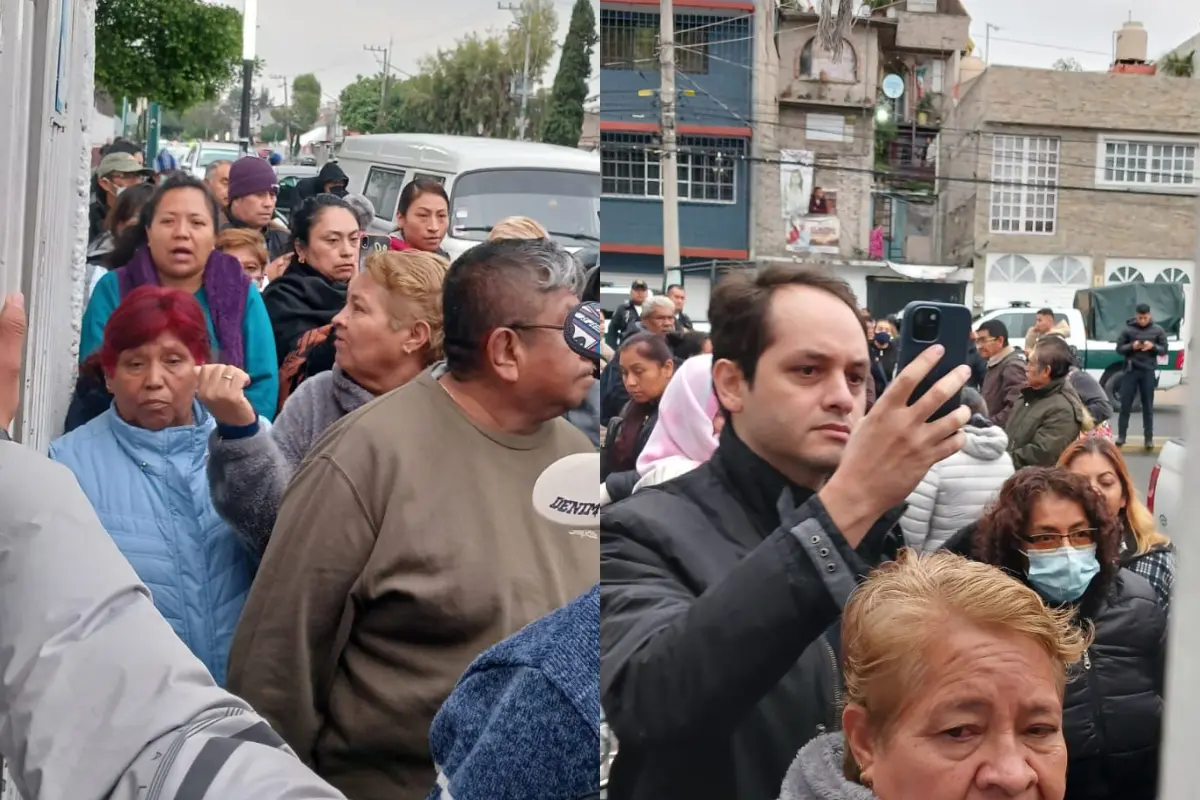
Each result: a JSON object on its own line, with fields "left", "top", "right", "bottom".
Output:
{"left": 943, "top": 467, "right": 1165, "bottom": 800}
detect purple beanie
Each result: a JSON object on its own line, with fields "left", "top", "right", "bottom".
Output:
{"left": 227, "top": 157, "right": 279, "bottom": 200}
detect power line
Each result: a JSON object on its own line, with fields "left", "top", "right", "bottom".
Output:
{"left": 598, "top": 140, "right": 1200, "bottom": 203}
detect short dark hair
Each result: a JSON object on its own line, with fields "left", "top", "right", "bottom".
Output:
{"left": 1037, "top": 307, "right": 1054, "bottom": 317}
{"left": 1135, "top": 303, "right": 1151, "bottom": 314}
{"left": 669, "top": 330, "right": 710, "bottom": 360}
{"left": 666, "top": 283, "right": 684, "bottom": 294}
{"left": 620, "top": 331, "right": 673, "bottom": 365}
{"left": 1032, "top": 336, "right": 1074, "bottom": 380}
{"left": 976, "top": 319, "right": 1010, "bottom": 347}
{"left": 709, "top": 264, "right": 861, "bottom": 384}
{"left": 442, "top": 238, "right": 584, "bottom": 377}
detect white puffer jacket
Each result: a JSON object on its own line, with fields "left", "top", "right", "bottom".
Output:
{"left": 900, "top": 421, "right": 1015, "bottom": 553}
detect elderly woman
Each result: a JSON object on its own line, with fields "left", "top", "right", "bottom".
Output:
{"left": 779, "top": 549, "right": 1087, "bottom": 800}
{"left": 263, "top": 194, "right": 362, "bottom": 407}
{"left": 944, "top": 468, "right": 1166, "bottom": 800}
{"left": 201, "top": 249, "right": 449, "bottom": 555}
{"left": 1060, "top": 437, "right": 1175, "bottom": 612}
{"left": 79, "top": 172, "right": 279, "bottom": 422}
{"left": 49, "top": 286, "right": 261, "bottom": 686}
{"left": 216, "top": 227, "right": 269, "bottom": 288}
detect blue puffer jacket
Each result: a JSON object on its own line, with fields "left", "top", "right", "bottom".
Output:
{"left": 48, "top": 400, "right": 257, "bottom": 686}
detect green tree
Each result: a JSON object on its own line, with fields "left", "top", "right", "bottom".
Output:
{"left": 338, "top": 75, "right": 404, "bottom": 133}
{"left": 540, "top": 0, "right": 596, "bottom": 146}
{"left": 388, "top": 0, "right": 557, "bottom": 137}
{"left": 286, "top": 74, "right": 323, "bottom": 151}
{"left": 1158, "top": 50, "right": 1196, "bottom": 78}
{"left": 95, "top": 0, "right": 242, "bottom": 110}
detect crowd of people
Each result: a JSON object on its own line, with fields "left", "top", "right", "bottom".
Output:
{"left": 599, "top": 265, "right": 1175, "bottom": 799}
{"left": 0, "top": 148, "right": 604, "bottom": 799}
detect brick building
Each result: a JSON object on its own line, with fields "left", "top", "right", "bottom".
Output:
{"left": 938, "top": 65, "right": 1200, "bottom": 319}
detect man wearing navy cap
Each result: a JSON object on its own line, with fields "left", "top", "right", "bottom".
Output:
{"left": 224, "top": 157, "right": 291, "bottom": 260}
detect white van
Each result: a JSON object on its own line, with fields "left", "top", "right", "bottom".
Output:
{"left": 335, "top": 134, "right": 600, "bottom": 262}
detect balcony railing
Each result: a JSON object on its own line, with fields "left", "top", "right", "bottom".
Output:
{"left": 885, "top": 141, "right": 936, "bottom": 181}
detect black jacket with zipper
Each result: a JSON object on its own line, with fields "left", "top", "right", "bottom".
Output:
{"left": 600, "top": 426, "right": 903, "bottom": 800}
{"left": 943, "top": 525, "right": 1165, "bottom": 800}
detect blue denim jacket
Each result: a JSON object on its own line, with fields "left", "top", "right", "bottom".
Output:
{"left": 429, "top": 585, "right": 600, "bottom": 800}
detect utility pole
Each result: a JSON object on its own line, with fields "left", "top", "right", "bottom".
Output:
{"left": 270, "top": 73, "right": 289, "bottom": 147}
{"left": 660, "top": 0, "right": 682, "bottom": 288}
{"left": 499, "top": 2, "right": 534, "bottom": 140}
{"left": 365, "top": 40, "right": 392, "bottom": 131}
{"left": 984, "top": 22, "right": 1000, "bottom": 66}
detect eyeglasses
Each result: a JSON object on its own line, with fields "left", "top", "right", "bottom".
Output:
{"left": 975, "top": 336, "right": 996, "bottom": 346}
{"left": 1022, "top": 529, "right": 1097, "bottom": 549}
{"left": 506, "top": 323, "right": 563, "bottom": 334}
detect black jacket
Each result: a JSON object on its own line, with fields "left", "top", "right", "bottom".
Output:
{"left": 606, "top": 300, "right": 641, "bottom": 348}
{"left": 1069, "top": 368, "right": 1113, "bottom": 425}
{"left": 1117, "top": 319, "right": 1169, "bottom": 372}
{"left": 601, "top": 403, "right": 658, "bottom": 492}
{"left": 600, "top": 426, "right": 903, "bottom": 800}
{"left": 675, "top": 311, "right": 694, "bottom": 332}
{"left": 944, "top": 527, "right": 1165, "bottom": 800}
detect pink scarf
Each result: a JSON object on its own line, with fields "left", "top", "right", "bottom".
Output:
{"left": 636, "top": 354, "right": 720, "bottom": 475}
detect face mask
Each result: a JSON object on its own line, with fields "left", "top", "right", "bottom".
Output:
{"left": 873, "top": 331, "right": 891, "bottom": 346}
{"left": 1025, "top": 544, "right": 1100, "bottom": 605}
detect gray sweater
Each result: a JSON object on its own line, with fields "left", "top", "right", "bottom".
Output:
{"left": 208, "top": 365, "right": 375, "bottom": 555}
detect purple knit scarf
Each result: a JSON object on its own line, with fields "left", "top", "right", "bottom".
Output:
{"left": 117, "top": 247, "right": 251, "bottom": 368}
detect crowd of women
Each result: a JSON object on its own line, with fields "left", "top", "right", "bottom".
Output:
{"left": 35, "top": 153, "right": 602, "bottom": 799}
{"left": 598, "top": 265, "right": 1175, "bottom": 800}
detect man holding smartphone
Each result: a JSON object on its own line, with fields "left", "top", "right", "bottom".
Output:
{"left": 1116, "top": 303, "right": 1169, "bottom": 448}
{"left": 600, "top": 264, "right": 970, "bottom": 799}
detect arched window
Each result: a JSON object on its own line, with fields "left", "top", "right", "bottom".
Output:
{"left": 799, "top": 38, "right": 857, "bottom": 82}
{"left": 1155, "top": 267, "right": 1191, "bottom": 284}
{"left": 988, "top": 254, "right": 1037, "bottom": 283}
{"left": 1042, "top": 256, "right": 1089, "bottom": 286}
{"left": 1108, "top": 265, "right": 1145, "bottom": 283}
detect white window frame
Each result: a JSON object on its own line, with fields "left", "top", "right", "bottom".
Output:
{"left": 600, "top": 138, "right": 737, "bottom": 205}
{"left": 1095, "top": 134, "right": 1200, "bottom": 192}
{"left": 601, "top": 139, "right": 662, "bottom": 200}
{"left": 989, "top": 134, "right": 1060, "bottom": 236}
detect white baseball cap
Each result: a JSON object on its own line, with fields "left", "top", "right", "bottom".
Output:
{"left": 532, "top": 452, "right": 600, "bottom": 529}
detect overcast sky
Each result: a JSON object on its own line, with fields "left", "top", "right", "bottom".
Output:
{"left": 964, "top": 0, "right": 1198, "bottom": 70}
{"left": 221, "top": 0, "right": 599, "bottom": 105}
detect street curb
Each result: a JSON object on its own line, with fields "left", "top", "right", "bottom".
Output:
{"left": 1114, "top": 439, "right": 1169, "bottom": 456}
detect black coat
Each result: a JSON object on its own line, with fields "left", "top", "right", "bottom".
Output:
{"left": 1117, "top": 319, "right": 1169, "bottom": 372}
{"left": 600, "top": 426, "right": 903, "bottom": 800}
{"left": 606, "top": 300, "right": 641, "bottom": 348}
{"left": 943, "top": 526, "right": 1165, "bottom": 800}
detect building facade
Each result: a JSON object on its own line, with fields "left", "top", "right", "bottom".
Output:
{"left": 938, "top": 65, "right": 1200, "bottom": 321}
{"left": 754, "top": 0, "right": 970, "bottom": 313}
{"left": 599, "top": 0, "right": 755, "bottom": 321}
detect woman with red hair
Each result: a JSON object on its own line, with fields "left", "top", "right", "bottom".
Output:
{"left": 49, "top": 286, "right": 260, "bottom": 687}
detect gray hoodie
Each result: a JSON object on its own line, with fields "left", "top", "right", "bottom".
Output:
{"left": 778, "top": 733, "right": 877, "bottom": 800}
{"left": 0, "top": 438, "right": 346, "bottom": 799}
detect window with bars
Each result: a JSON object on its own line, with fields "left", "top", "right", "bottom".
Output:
{"left": 989, "top": 135, "right": 1059, "bottom": 235}
{"left": 1101, "top": 139, "right": 1197, "bottom": 187}
{"left": 600, "top": 134, "right": 741, "bottom": 203}
{"left": 599, "top": 10, "right": 711, "bottom": 73}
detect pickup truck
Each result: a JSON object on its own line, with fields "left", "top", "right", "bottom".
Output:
{"left": 976, "top": 286, "right": 1186, "bottom": 409}
{"left": 1148, "top": 439, "right": 1185, "bottom": 537}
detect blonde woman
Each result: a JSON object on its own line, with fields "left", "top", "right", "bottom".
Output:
{"left": 1060, "top": 436, "right": 1174, "bottom": 612}
{"left": 779, "top": 549, "right": 1089, "bottom": 800}
{"left": 200, "top": 249, "right": 449, "bottom": 555}
{"left": 488, "top": 215, "right": 549, "bottom": 240}
{"left": 216, "top": 227, "right": 270, "bottom": 288}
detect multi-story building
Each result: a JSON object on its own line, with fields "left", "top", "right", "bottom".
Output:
{"left": 757, "top": 0, "right": 970, "bottom": 311}
{"left": 938, "top": 55, "right": 1200, "bottom": 325}
{"left": 598, "top": 0, "right": 755, "bottom": 320}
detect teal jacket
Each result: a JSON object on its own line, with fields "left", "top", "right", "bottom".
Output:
{"left": 81, "top": 270, "right": 279, "bottom": 420}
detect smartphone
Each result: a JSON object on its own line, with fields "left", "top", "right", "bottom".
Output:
{"left": 894, "top": 301, "right": 972, "bottom": 421}
{"left": 359, "top": 235, "right": 391, "bottom": 268}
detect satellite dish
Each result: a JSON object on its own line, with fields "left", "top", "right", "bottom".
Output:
{"left": 855, "top": 2, "right": 872, "bottom": 17}
{"left": 882, "top": 73, "right": 905, "bottom": 99}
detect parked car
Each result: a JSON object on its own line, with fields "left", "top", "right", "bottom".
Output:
{"left": 975, "top": 283, "right": 1187, "bottom": 411}
{"left": 1148, "top": 438, "right": 1185, "bottom": 538}
{"left": 178, "top": 141, "right": 243, "bottom": 179}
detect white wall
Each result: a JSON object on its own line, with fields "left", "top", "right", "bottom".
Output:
{"left": 0, "top": 0, "right": 93, "bottom": 450}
